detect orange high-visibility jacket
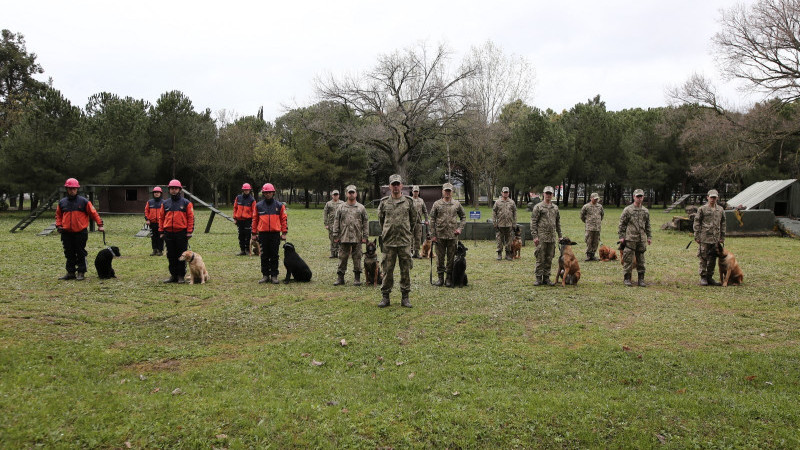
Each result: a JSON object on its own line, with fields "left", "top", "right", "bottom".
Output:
{"left": 55, "top": 195, "right": 103, "bottom": 232}
{"left": 252, "top": 199, "right": 288, "bottom": 233}
{"left": 233, "top": 194, "right": 256, "bottom": 221}
{"left": 144, "top": 198, "right": 163, "bottom": 224}
{"left": 158, "top": 197, "right": 194, "bottom": 233}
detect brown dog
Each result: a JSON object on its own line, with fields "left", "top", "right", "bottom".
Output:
{"left": 250, "top": 239, "right": 261, "bottom": 256}
{"left": 556, "top": 237, "right": 581, "bottom": 286}
{"left": 420, "top": 235, "right": 432, "bottom": 259}
{"left": 717, "top": 244, "right": 743, "bottom": 286}
{"left": 511, "top": 225, "right": 522, "bottom": 259}
{"left": 598, "top": 245, "right": 617, "bottom": 261}
{"left": 179, "top": 250, "right": 209, "bottom": 284}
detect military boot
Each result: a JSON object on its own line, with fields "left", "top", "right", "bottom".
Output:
{"left": 59, "top": 272, "right": 76, "bottom": 280}
{"left": 353, "top": 271, "right": 362, "bottom": 286}
{"left": 585, "top": 253, "right": 593, "bottom": 262}
{"left": 75, "top": 272, "right": 85, "bottom": 281}
{"left": 401, "top": 291, "right": 412, "bottom": 308}
{"left": 413, "top": 251, "right": 420, "bottom": 259}
{"left": 637, "top": 272, "right": 646, "bottom": 287}
{"left": 150, "top": 250, "right": 158, "bottom": 256}
{"left": 533, "top": 276, "right": 542, "bottom": 286}
{"left": 706, "top": 277, "right": 720, "bottom": 286}
{"left": 258, "top": 275, "right": 270, "bottom": 284}
{"left": 543, "top": 276, "right": 555, "bottom": 286}
{"left": 505, "top": 252, "right": 513, "bottom": 261}
{"left": 271, "top": 275, "right": 280, "bottom": 284}
{"left": 334, "top": 273, "right": 345, "bottom": 286}
{"left": 623, "top": 273, "right": 632, "bottom": 287}
{"left": 163, "top": 276, "right": 177, "bottom": 283}
{"left": 496, "top": 252, "right": 503, "bottom": 261}
{"left": 433, "top": 273, "right": 444, "bottom": 286}
{"left": 329, "top": 250, "right": 337, "bottom": 259}
{"left": 445, "top": 273, "right": 453, "bottom": 288}
{"left": 378, "top": 292, "right": 391, "bottom": 308}
{"left": 237, "top": 250, "right": 247, "bottom": 256}
{"left": 699, "top": 277, "right": 709, "bottom": 286}
{"left": 157, "top": 250, "right": 163, "bottom": 256}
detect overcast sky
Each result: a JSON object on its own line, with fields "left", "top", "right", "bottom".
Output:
{"left": 7, "top": 0, "right": 757, "bottom": 121}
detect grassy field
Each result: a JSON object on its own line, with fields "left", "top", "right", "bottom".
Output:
{"left": 1, "top": 204, "right": 799, "bottom": 448}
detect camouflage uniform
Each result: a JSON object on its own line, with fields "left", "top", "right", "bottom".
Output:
{"left": 429, "top": 198, "right": 466, "bottom": 282}
{"left": 580, "top": 201, "right": 604, "bottom": 259}
{"left": 493, "top": 195, "right": 517, "bottom": 259}
{"left": 618, "top": 203, "right": 652, "bottom": 276}
{"left": 530, "top": 201, "right": 562, "bottom": 281}
{"left": 412, "top": 196, "right": 429, "bottom": 257}
{"left": 333, "top": 201, "right": 369, "bottom": 276}
{"left": 323, "top": 197, "right": 343, "bottom": 257}
{"left": 378, "top": 194, "right": 418, "bottom": 296}
{"left": 694, "top": 202, "right": 726, "bottom": 281}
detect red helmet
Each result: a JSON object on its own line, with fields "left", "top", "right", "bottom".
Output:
{"left": 242, "top": 183, "right": 252, "bottom": 190}
{"left": 168, "top": 179, "right": 182, "bottom": 188}
{"left": 262, "top": 183, "right": 275, "bottom": 192}
{"left": 64, "top": 178, "right": 80, "bottom": 188}
{"left": 152, "top": 186, "right": 162, "bottom": 193}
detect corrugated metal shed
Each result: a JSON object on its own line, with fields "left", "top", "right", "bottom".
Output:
{"left": 727, "top": 179, "right": 797, "bottom": 211}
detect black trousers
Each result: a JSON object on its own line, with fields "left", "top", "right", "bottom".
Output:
{"left": 149, "top": 223, "right": 164, "bottom": 251}
{"left": 164, "top": 231, "right": 188, "bottom": 278}
{"left": 236, "top": 220, "right": 252, "bottom": 251}
{"left": 258, "top": 232, "right": 281, "bottom": 276}
{"left": 61, "top": 230, "right": 88, "bottom": 273}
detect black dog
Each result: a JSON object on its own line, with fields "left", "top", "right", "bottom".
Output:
{"left": 451, "top": 241, "right": 468, "bottom": 288}
{"left": 363, "top": 239, "right": 382, "bottom": 286}
{"left": 94, "top": 246, "right": 121, "bottom": 279}
{"left": 283, "top": 242, "right": 312, "bottom": 283}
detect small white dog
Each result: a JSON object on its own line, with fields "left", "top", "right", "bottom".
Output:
{"left": 179, "top": 250, "right": 209, "bottom": 284}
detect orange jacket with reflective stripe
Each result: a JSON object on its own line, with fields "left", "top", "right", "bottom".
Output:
{"left": 233, "top": 194, "right": 256, "bottom": 221}
{"left": 252, "top": 199, "right": 287, "bottom": 233}
{"left": 55, "top": 196, "right": 103, "bottom": 232}
{"left": 158, "top": 197, "right": 194, "bottom": 233}
{"left": 144, "top": 198, "right": 163, "bottom": 224}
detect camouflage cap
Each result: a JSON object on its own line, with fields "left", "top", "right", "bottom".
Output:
{"left": 331, "top": 190, "right": 340, "bottom": 195}
{"left": 707, "top": 189, "right": 719, "bottom": 197}
{"left": 389, "top": 174, "right": 402, "bottom": 184}
{"left": 590, "top": 192, "right": 599, "bottom": 199}
{"left": 345, "top": 185, "right": 357, "bottom": 193}
{"left": 502, "top": 186, "right": 510, "bottom": 192}
{"left": 412, "top": 185, "right": 420, "bottom": 192}
{"left": 442, "top": 183, "right": 454, "bottom": 191}
{"left": 543, "top": 186, "right": 554, "bottom": 194}
{"left": 633, "top": 189, "right": 645, "bottom": 197}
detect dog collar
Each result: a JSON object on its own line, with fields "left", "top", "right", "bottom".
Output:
{"left": 188, "top": 252, "right": 195, "bottom": 262}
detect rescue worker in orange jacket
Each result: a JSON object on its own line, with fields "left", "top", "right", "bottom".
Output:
{"left": 233, "top": 183, "right": 256, "bottom": 255}
{"left": 251, "top": 183, "right": 288, "bottom": 284}
{"left": 158, "top": 179, "right": 194, "bottom": 283}
{"left": 55, "top": 178, "right": 104, "bottom": 280}
{"left": 144, "top": 186, "right": 164, "bottom": 256}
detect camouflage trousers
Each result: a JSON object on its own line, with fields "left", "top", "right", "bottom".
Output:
{"left": 381, "top": 246, "right": 412, "bottom": 294}
{"left": 328, "top": 229, "right": 339, "bottom": 256}
{"left": 622, "top": 241, "right": 647, "bottom": 275}
{"left": 496, "top": 227, "right": 513, "bottom": 254}
{"left": 434, "top": 238, "right": 458, "bottom": 275}
{"left": 585, "top": 230, "right": 600, "bottom": 257}
{"left": 412, "top": 223, "right": 426, "bottom": 255}
{"left": 338, "top": 242, "right": 363, "bottom": 274}
{"left": 534, "top": 241, "right": 556, "bottom": 278}
{"left": 697, "top": 243, "right": 718, "bottom": 278}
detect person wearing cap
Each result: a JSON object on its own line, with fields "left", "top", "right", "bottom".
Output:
{"left": 144, "top": 186, "right": 164, "bottom": 256}
{"left": 493, "top": 187, "right": 517, "bottom": 261}
{"left": 377, "top": 174, "right": 418, "bottom": 307}
{"left": 252, "top": 183, "right": 288, "bottom": 284}
{"left": 332, "top": 185, "right": 369, "bottom": 286}
{"left": 429, "top": 182, "right": 467, "bottom": 287}
{"left": 580, "top": 193, "right": 605, "bottom": 261}
{"left": 618, "top": 189, "right": 652, "bottom": 287}
{"left": 530, "top": 186, "right": 562, "bottom": 286}
{"left": 411, "top": 185, "right": 429, "bottom": 258}
{"left": 693, "top": 189, "right": 726, "bottom": 286}
{"left": 55, "top": 178, "right": 105, "bottom": 280}
{"left": 233, "top": 183, "right": 256, "bottom": 255}
{"left": 323, "top": 190, "right": 344, "bottom": 258}
{"left": 158, "top": 179, "right": 194, "bottom": 283}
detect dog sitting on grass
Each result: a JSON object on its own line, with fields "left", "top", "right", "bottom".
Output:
{"left": 510, "top": 225, "right": 522, "bottom": 259}
{"left": 282, "top": 242, "right": 312, "bottom": 283}
{"left": 598, "top": 244, "right": 617, "bottom": 261}
{"left": 556, "top": 237, "right": 580, "bottom": 286}
{"left": 717, "top": 243, "right": 743, "bottom": 287}
{"left": 451, "top": 241, "right": 468, "bottom": 288}
{"left": 250, "top": 239, "right": 261, "bottom": 256}
{"left": 94, "top": 246, "right": 121, "bottom": 279}
{"left": 179, "top": 250, "right": 209, "bottom": 284}
{"left": 363, "top": 239, "right": 382, "bottom": 286}
{"left": 420, "top": 235, "right": 432, "bottom": 259}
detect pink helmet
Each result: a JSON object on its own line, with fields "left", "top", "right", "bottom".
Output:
{"left": 262, "top": 183, "right": 275, "bottom": 192}
{"left": 168, "top": 179, "right": 182, "bottom": 188}
{"left": 242, "top": 183, "right": 252, "bottom": 190}
{"left": 152, "top": 186, "right": 162, "bottom": 193}
{"left": 64, "top": 178, "right": 80, "bottom": 188}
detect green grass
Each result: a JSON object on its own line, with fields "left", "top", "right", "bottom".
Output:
{"left": 1, "top": 205, "right": 799, "bottom": 448}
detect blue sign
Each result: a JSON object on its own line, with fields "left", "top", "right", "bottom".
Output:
{"left": 469, "top": 210, "right": 481, "bottom": 220}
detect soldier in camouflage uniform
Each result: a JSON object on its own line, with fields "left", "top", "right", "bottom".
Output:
{"left": 323, "top": 190, "right": 343, "bottom": 258}
{"left": 618, "top": 189, "right": 652, "bottom": 287}
{"left": 377, "top": 174, "right": 418, "bottom": 308}
{"left": 694, "top": 189, "right": 726, "bottom": 286}
{"left": 580, "top": 192, "right": 604, "bottom": 261}
{"left": 493, "top": 187, "right": 517, "bottom": 261}
{"left": 411, "top": 186, "right": 429, "bottom": 258}
{"left": 333, "top": 185, "right": 369, "bottom": 287}
{"left": 530, "top": 186, "right": 562, "bottom": 286}
{"left": 429, "top": 183, "right": 467, "bottom": 287}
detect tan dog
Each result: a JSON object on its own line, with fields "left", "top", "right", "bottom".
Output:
{"left": 511, "top": 237, "right": 522, "bottom": 259}
{"left": 556, "top": 237, "right": 581, "bottom": 286}
{"left": 598, "top": 245, "right": 617, "bottom": 261}
{"left": 250, "top": 239, "right": 261, "bottom": 256}
{"left": 420, "top": 235, "right": 432, "bottom": 258}
{"left": 717, "top": 244, "right": 743, "bottom": 286}
{"left": 179, "top": 250, "right": 209, "bottom": 284}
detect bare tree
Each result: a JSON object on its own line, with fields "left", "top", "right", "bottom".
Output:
{"left": 315, "top": 42, "right": 476, "bottom": 179}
